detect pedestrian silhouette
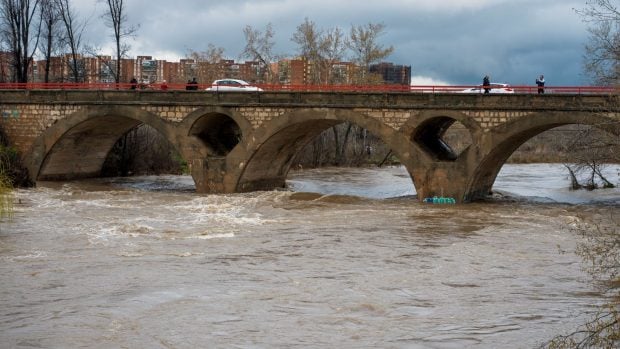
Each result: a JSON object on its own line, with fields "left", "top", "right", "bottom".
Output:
{"left": 536, "top": 75, "right": 545, "bottom": 94}
{"left": 189, "top": 77, "right": 198, "bottom": 90}
{"left": 483, "top": 75, "right": 490, "bottom": 94}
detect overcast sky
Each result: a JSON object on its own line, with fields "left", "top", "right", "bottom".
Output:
{"left": 73, "top": 0, "right": 592, "bottom": 86}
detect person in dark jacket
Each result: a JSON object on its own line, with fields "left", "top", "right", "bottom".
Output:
{"left": 482, "top": 75, "right": 490, "bottom": 94}
{"left": 188, "top": 77, "right": 198, "bottom": 90}
{"left": 536, "top": 75, "right": 545, "bottom": 94}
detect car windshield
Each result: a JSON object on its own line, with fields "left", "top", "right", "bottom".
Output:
{"left": 217, "top": 80, "right": 246, "bottom": 86}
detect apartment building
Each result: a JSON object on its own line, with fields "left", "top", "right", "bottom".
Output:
{"left": 4, "top": 51, "right": 409, "bottom": 86}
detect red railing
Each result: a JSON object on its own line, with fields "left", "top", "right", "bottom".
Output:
{"left": 0, "top": 82, "right": 615, "bottom": 94}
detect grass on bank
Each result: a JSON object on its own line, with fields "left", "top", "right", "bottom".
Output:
{"left": 0, "top": 153, "right": 14, "bottom": 222}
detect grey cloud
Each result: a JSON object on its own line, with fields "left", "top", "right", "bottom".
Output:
{"left": 73, "top": 0, "right": 590, "bottom": 85}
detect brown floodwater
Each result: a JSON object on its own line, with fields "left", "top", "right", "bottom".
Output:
{"left": 1, "top": 164, "right": 618, "bottom": 348}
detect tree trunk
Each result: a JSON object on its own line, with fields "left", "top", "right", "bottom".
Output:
{"left": 564, "top": 164, "right": 582, "bottom": 190}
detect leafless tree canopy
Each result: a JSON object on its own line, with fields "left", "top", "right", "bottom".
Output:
{"left": 291, "top": 18, "right": 320, "bottom": 83}
{"left": 57, "top": 0, "right": 85, "bottom": 82}
{"left": 541, "top": 212, "right": 619, "bottom": 348}
{"left": 240, "top": 23, "right": 275, "bottom": 83}
{"left": 39, "top": 0, "right": 59, "bottom": 82}
{"left": 348, "top": 23, "right": 394, "bottom": 83}
{"left": 291, "top": 18, "right": 347, "bottom": 85}
{"left": 575, "top": 0, "right": 620, "bottom": 85}
{"left": 102, "top": 0, "right": 137, "bottom": 83}
{"left": 101, "top": 124, "right": 186, "bottom": 177}
{"left": 185, "top": 44, "right": 226, "bottom": 84}
{"left": 562, "top": 121, "right": 619, "bottom": 190}
{"left": 0, "top": 0, "right": 41, "bottom": 83}
{"left": 558, "top": 1, "right": 620, "bottom": 191}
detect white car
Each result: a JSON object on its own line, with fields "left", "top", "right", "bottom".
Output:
{"left": 458, "top": 83, "right": 514, "bottom": 94}
{"left": 205, "top": 79, "right": 263, "bottom": 92}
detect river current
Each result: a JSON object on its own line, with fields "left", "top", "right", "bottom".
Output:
{"left": 1, "top": 163, "right": 619, "bottom": 348}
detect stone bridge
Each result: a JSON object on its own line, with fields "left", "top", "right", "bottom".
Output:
{"left": 0, "top": 90, "right": 618, "bottom": 203}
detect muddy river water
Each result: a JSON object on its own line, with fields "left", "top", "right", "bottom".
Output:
{"left": 1, "top": 163, "right": 619, "bottom": 348}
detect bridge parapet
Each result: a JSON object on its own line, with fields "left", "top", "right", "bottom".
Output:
{"left": 1, "top": 103, "right": 82, "bottom": 155}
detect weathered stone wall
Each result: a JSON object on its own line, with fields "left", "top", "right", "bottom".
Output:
{"left": 236, "top": 107, "right": 288, "bottom": 128}
{"left": 462, "top": 110, "right": 533, "bottom": 131}
{"left": 353, "top": 108, "right": 413, "bottom": 130}
{"left": 236, "top": 106, "right": 415, "bottom": 130}
{"left": 1, "top": 103, "right": 82, "bottom": 154}
{"left": 141, "top": 105, "right": 198, "bottom": 122}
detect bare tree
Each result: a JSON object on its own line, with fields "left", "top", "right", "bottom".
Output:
{"left": 0, "top": 0, "right": 41, "bottom": 83}
{"left": 332, "top": 123, "right": 354, "bottom": 165}
{"left": 575, "top": 0, "right": 620, "bottom": 85}
{"left": 541, "top": 212, "right": 619, "bottom": 348}
{"left": 241, "top": 23, "right": 276, "bottom": 83}
{"left": 56, "top": 0, "right": 85, "bottom": 82}
{"left": 322, "top": 27, "right": 346, "bottom": 84}
{"left": 101, "top": 124, "right": 186, "bottom": 177}
{"left": 563, "top": 119, "right": 619, "bottom": 190}
{"left": 291, "top": 17, "right": 324, "bottom": 84}
{"left": 101, "top": 0, "right": 137, "bottom": 83}
{"left": 185, "top": 43, "right": 226, "bottom": 84}
{"left": 347, "top": 22, "right": 394, "bottom": 84}
{"left": 540, "top": 5, "right": 620, "bottom": 346}
{"left": 560, "top": 1, "right": 620, "bottom": 190}
{"left": 291, "top": 18, "right": 347, "bottom": 85}
{"left": 39, "top": 0, "right": 60, "bottom": 82}
{"left": 292, "top": 19, "right": 357, "bottom": 161}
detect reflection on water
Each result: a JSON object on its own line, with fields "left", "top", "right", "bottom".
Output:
{"left": 0, "top": 164, "right": 618, "bottom": 348}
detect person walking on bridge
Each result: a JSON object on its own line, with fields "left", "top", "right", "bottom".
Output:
{"left": 536, "top": 75, "right": 545, "bottom": 94}
{"left": 482, "top": 75, "right": 491, "bottom": 94}
{"left": 188, "top": 77, "right": 198, "bottom": 90}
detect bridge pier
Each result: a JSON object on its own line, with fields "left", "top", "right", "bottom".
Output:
{"left": 412, "top": 163, "right": 470, "bottom": 203}
{"left": 189, "top": 157, "right": 229, "bottom": 193}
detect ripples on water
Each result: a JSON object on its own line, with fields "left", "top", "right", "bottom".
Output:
{"left": 1, "top": 164, "right": 618, "bottom": 348}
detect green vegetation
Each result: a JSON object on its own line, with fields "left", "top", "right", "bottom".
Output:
{"left": 0, "top": 146, "right": 14, "bottom": 222}
{"left": 174, "top": 154, "right": 189, "bottom": 175}
{"left": 0, "top": 126, "right": 34, "bottom": 224}
{"left": 0, "top": 128, "right": 33, "bottom": 188}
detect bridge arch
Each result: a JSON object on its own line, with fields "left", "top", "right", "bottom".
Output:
{"left": 27, "top": 105, "right": 181, "bottom": 181}
{"left": 229, "top": 108, "right": 417, "bottom": 193}
{"left": 182, "top": 107, "right": 252, "bottom": 157}
{"left": 403, "top": 110, "right": 480, "bottom": 162}
{"left": 465, "top": 111, "right": 620, "bottom": 201}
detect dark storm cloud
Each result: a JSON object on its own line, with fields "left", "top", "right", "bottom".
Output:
{"left": 74, "top": 0, "right": 590, "bottom": 85}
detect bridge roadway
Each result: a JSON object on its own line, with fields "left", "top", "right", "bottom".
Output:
{"left": 0, "top": 89, "right": 618, "bottom": 203}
